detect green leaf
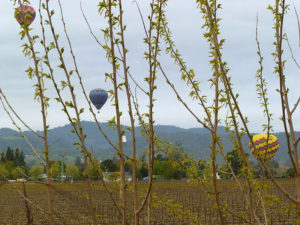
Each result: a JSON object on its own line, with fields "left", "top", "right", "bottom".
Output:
{"left": 79, "top": 108, "right": 84, "bottom": 114}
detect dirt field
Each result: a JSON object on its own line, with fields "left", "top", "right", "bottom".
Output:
{"left": 0, "top": 180, "right": 297, "bottom": 224}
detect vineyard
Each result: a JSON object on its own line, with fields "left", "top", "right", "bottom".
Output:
{"left": 0, "top": 180, "right": 297, "bottom": 225}
{"left": 0, "top": 0, "right": 300, "bottom": 224}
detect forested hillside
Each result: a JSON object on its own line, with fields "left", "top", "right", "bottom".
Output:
{"left": 0, "top": 121, "right": 297, "bottom": 165}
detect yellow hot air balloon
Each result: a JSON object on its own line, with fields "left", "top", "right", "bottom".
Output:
{"left": 249, "top": 134, "right": 279, "bottom": 162}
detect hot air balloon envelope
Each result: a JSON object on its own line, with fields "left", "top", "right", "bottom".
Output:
{"left": 249, "top": 134, "right": 279, "bottom": 162}
{"left": 89, "top": 89, "right": 108, "bottom": 110}
{"left": 15, "top": 6, "right": 36, "bottom": 26}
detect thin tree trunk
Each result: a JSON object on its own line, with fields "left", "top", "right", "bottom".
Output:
{"left": 19, "top": 2, "right": 55, "bottom": 221}
{"left": 296, "top": 175, "right": 300, "bottom": 213}
{"left": 117, "top": 0, "right": 139, "bottom": 223}
{"left": 210, "top": 46, "right": 225, "bottom": 225}
{"left": 22, "top": 182, "right": 33, "bottom": 225}
{"left": 274, "top": 0, "right": 300, "bottom": 212}
{"left": 108, "top": 1, "right": 126, "bottom": 224}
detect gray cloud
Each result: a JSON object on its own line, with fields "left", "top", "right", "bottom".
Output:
{"left": 0, "top": 0, "right": 300, "bottom": 133}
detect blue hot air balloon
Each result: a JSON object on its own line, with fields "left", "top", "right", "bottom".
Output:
{"left": 89, "top": 89, "right": 108, "bottom": 112}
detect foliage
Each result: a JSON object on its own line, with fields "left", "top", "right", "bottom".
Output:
{"left": 101, "top": 159, "right": 118, "bottom": 172}
{"left": 50, "top": 161, "right": 61, "bottom": 179}
{"left": 29, "top": 162, "right": 44, "bottom": 178}
{"left": 1, "top": 147, "right": 26, "bottom": 167}
{"left": 226, "top": 148, "right": 249, "bottom": 176}
{"left": 87, "top": 158, "right": 102, "bottom": 179}
{"left": 0, "top": 147, "right": 27, "bottom": 179}
{"left": 153, "top": 159, "right": 184, "bottom": 180}
{"left": 284, "top": 167, "right": 295, "bottom": 178}
{"left": 66, "top": 164, "right": 80, "bottom": 180}
{"left": 1, "top": 0, "right": 299, "bottom": 224}
{"left": 0, "top": 164, "right": 9, "bottom": 180}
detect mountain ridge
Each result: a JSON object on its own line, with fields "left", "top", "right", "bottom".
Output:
{"left": 0, "top": 121, "right": 298, "bottom": 166}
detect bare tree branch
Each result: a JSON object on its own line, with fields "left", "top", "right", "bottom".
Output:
{"left": 0, "top": 89, "right": 43, "bottom": 138}
{"left": 291, "top": 97, "right": 300, "bottom": 115}
{"left": 294, "top": 4, "right": 300, "bottom": 47}
{"left": 285, "top": 32, "right": 300, "bottom": 70}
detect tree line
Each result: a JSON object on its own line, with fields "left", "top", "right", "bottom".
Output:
{"left": 0, "top": 147, "right": 26, "bottom": 180}
{"left": 0, "top": 146, "right": 295, "bottom": 181}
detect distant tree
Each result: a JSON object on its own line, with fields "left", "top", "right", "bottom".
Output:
{"left": 155, "top": 142, "right": 184, "bottom": 162}
{"left": 19, "top": 151, "right": 25, "bottom": 167}
{"left": 66, "top": 164, "right": 80, "bottom": 180}
{"left": 12, "top": 166, "right": 25, "bottom": 179}
{"left": 253, "top": 162, "right": 279, "bottom": 178}
{"left": 174, "top": 141, "right": 184, "bottom": 160}
{"left": 2, "top": 147, "right": 26, "bottom": 169}
{"left": 197, "top": 160, "right": 206, "bottom": 174}
{"left": 14, "top": 148, "right": 20, "bottom": 166}
{"left": 5, "top": 147, "right": 14, "bottom": 162}
{"left": 253, "top": 163, "right": 263, "bottom": 178}
{"left": 124, "top": 160, "right": 132, "bottom": 173}
{"left": 0, "top": 164, "right": 9, "bottom": 180}
{"left": 75, "top": 157, "right": 83, "bottom": 167}
{"left": 134, "top": 157, "right": 146, "bottom": 180}
{"left": 0, "top": 152, "right": 5, "bottom": 163}
{"left": 226, "top": 148, "right": 248, "bottom": 176}
{"left": 284, "top": 167, "right": 295, "bottom": 178}
{"left": 101, "top": 159, "right": 117, "bottom": 172}
{"left": 29, "top": 163, "right": 44, "bottom": 178}
{"left": 136, "top": 155, "right": 148, "bottom": 179}
{"left": 74, "top": 157, "right": 85, "bottom": 175}
{"left": 267, "top": 159, "right": 279, "bottom": 169}
{"left": 154, "top": 159, "right": 185, "bottom": 180}
{"left": 87, "top": 158, "right": 101, "bottom": 179}
{"left": 50, "top": 161, "right": 61, "bottom": 179}
{"left": 3, "top": 161, "right": 14, "bottom": 179}
{"left": 139, "top": 166, "right": 148, "bottom": 179}
{"left": 154, "top": 153, "right": 165, "bottom": 161}
{"left": 219, "top": 163, "right": 231, "bottom": 179}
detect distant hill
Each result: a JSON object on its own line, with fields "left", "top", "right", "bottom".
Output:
{"left": 0, "top": 121, "right": 298, "bottom": 166}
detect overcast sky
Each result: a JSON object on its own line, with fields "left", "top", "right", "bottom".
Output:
{"left": 0, "top": 0, "right": 300, "bottom": 133}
